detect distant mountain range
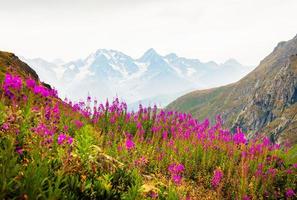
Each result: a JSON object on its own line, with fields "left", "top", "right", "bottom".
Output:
{"left": 167, "top": 35, "right": 297, "bottom": 144}
{"left": 21, "top": 49, "right": 253, "bottom": 109}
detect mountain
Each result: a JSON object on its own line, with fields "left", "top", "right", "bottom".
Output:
{"left": 0, "top": 52, "right": 41, "bottom": 83}
{"left": 167, "top": 35, "right": 297, "bottom": 144}
{"left": 22, "top": 49, "right": 252, "bottom": 108}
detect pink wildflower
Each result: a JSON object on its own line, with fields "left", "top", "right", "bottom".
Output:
{"left": 211, "top": 168, "right": 223, "bottom": 188}
{"left": 26, "top": 78, "right": 36, "bottom": 89}
{"left": 1, "top": 123, "right": 9, "bottom": 130}
{"left": 286, "top": 188, "right": 296, "bottom": 198}
{"left": 58, "top": 134, "right": 67, "bottom": 145}
{"left": 67, "top": 137, "right": 74, "bottom": 145}
{"left": 125, "top": 138, "right": 135, "bottom": 150}
{"left": 168, "top": 163, "right": 185, "bottom": 185}
{"left": 74, "top": 120, "right": 84, "bottom": 128}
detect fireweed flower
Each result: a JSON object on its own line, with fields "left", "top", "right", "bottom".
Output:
{"left": 15, "top": 146, "right": 23, "bottom": 155}
{"left": 74, "top": 120, "right": 84, "bottom": 128}
{"left": 150, "top": 191, "right": 158, "bottom": 199}
{"left": 125, "top": 138, "right": 135, "bottom": 150}
{"left": 3, "top": 74, "right": 22, "bottom": 90}
{"left": 3, "top": 74, "right": 22, "bottom": 98}
{"left": 168, "top": 163, "right": 185, "bottom": 185}
{"left": 211, "top": 168, "right": 224, "bottom": 188}
{"left": 1, "top": 123, "right": 9, "bottom": 130}
{"left": 172, "top": 174, "right": 182, "bottom": 185}
{"left": 67, "top": 136, "right": 74, "bottom": 145}
{"left": 33, "top": 85, "right": 46, "bottom": 97}
{"left": 286, "top": 188, "right": 296, "bottom": 198}
{"left": 58, "top": 134, "right": 67, "bottom": 145}
{"left": 242, "top": 195, "right": 251, "bottom": 200}
{"left": 26, "top": 78, "right": 36, "bottom": 89}
{"left": 233, "top": 127, "right": 247, "bottom": 145}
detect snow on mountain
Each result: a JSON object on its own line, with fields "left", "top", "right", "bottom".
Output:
{"left": 21, "top": 49, "right": 253, "bottom": 108}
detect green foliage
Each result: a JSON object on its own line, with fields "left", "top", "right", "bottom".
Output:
{"left": 0, "top": 136, "right": 20, "bottom": 199}
{"left": 75, "top": 125, "right": 96, "bottom": 162}
{"left": 285, "top": 144, "right": 297, "bottom": 164}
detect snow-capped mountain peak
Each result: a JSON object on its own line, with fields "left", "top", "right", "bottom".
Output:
{"left": 21, "top": 49, "right": 253, "bottom": 109}
{"left": 139, "top": 48, "right": 162, "bottom": 63}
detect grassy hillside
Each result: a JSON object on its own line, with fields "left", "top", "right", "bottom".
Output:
{"left": 0, "top": 51, "right": 297, "bottom": 199}
{"left": 167, "top": 35, "right": 297, "bottom": 144}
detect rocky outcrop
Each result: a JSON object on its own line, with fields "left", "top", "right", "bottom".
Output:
{"left": 167, "top": 35, "right": 297, "bottom": 144}
{"left": 233, "top": 54, "right": 297, "bottom": 143}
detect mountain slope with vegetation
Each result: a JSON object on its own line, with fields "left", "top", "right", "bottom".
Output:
{"left": 167, "top": 35, "right": 297, "bottom": 144}
{"left": 0, "top": 51, "right": 296, "bottom": 199}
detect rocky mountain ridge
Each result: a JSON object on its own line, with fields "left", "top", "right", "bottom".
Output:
{"left": 167, "top": 35, "right": 297, "bottom": 144}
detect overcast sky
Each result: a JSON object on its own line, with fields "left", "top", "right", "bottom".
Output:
{"left": 0, "top": 0, "right": 297, "bottom": 65}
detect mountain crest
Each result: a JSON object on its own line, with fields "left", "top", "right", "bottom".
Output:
{"left": 139, "top": 48, "right": 161, "bottom": 62}
{"left": 167, "top": 34, "right": 297, "bottom": 144}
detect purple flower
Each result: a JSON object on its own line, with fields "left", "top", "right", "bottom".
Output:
{"left": 168, "top": 163, "right": 185, "bottom": 185}
{"left": 26, "top": 78, "right": 36, "bottom": 89}
{"left": 242, "top": 195, "right": 251, "bottom": 200}
{"left": 233, "top": 133, "right": 246, "bottom": 145}
{"left": 58, "top": 134, "right": 67, "bottom": 145}
{"left": 3, "top": 74, "right": 22, "bottom": 90}
{"left": 3, "top": 74, "right": 22, "bottom": 98}
{"left": 286, "top": 188, "right": 295, "bottom": 198}
{"left": 125, "top": 138, "right": 135, "bottom": 150}
{"left": 67, "top": 136, "right": 74, "bottom": 145}
{"left": 1, "top": 123, "right": 9, "bottom": 130}
{"left": 168, "top": 163, "right": 185, "bottom": 174}
{"left": 33, "top": 85, "right": 50, "bottom": 97}
{"left": 172, "top": 174, "right": 182, "bottom": 185}
{"left": 74, "top": 120, "right": 84, "bottom": 128}
{"left": 150, "top": 191, "right": 158, "bottom": 199}
{"left": 15, "top": 146, "right": 23, "bottom": 155}
{"left": 211, "top": 168, "right": 223, "bottom": 188}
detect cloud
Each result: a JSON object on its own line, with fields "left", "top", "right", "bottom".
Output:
{"left": 0, "top": 0, "right": 297, "bottom": 65}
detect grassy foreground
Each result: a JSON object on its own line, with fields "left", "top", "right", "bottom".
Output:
{"left": 0, "top": 72, "right": 297, "bottom": 200}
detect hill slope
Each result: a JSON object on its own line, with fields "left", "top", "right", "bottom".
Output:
{"left": 0, "top": 52, "right": 39, "bottom": 81}
{"left": 167, "top": 35, "right": 297, "bottom": 144}
{"left": 1, "top": 50, "right": 297, "bottom": 199}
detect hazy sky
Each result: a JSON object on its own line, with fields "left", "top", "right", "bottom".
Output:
{"left": 0, "top": 0, "right": 297, "bottom": 65}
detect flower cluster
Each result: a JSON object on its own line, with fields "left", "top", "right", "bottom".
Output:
{"left": 168, "top": 163, "right": 185, "bottom": 185}
{"left": 286, "top": 188, "right": 296, "bottom": 198}
{"left": 58, "top": 133, "right": 73, "bottom": 145}
{"left": 1, "top": 72, "right": 296, "bottom": 199}
{"left": 211, "top": 168, "right": 224, "bottom": 188}
{"left": 125, "top": 136, "right": 135, "bottom": 151}
{"left": 2, "top": 73, "right": 22, "bottom": 98}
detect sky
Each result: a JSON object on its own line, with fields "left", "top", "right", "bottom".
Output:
{"left": 0, "top": 0, "right": 297, "bottom": 66}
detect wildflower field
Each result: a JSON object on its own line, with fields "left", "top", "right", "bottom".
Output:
{"left": 0, "top": 72, "right": 297, "bottom": 199}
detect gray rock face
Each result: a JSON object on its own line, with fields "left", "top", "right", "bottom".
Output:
{"left": 233, "top": 54, "right": 297, "bottom": 143}
{"left": 167, "top": 35, "right": 297, "bottom": 144}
